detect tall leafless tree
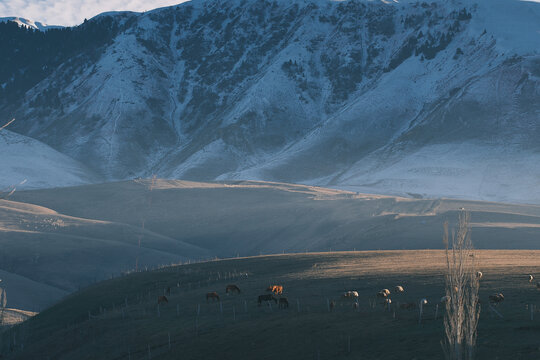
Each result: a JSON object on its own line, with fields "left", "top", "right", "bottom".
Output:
{"left": 442, "top": 211, "right": 481, "bottom": 360}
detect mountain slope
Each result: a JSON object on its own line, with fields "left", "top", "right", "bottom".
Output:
{"left": 2, "top": 0, "right": 540, "bottom": 202}
{"left": 0, "top": 129, "right": 101, "bottom": 190}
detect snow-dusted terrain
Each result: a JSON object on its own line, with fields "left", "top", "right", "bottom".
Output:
{"left": 2, "top": 0, "right": 540, "bottom": 203}
{"left": 0, "top": 17, "right": 62, "bottom": 31}
{"left": 0, "top": 129, "right": 101, "bottom": 190}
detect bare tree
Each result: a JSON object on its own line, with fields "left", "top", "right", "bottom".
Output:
{"left": 442, "top": 211, "right": 480, "bottom": 360}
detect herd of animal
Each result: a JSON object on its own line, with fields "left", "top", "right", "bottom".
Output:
{"left": 153, "top": 273, "right": 540, "bottom": 313}
{"left": 329, "top": 273, "right": 539, "bottom": 312}
{"left": 155, "top": 284, "right": 290, "bottom": 309}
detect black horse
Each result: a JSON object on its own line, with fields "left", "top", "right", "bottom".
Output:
{"left": 258, "top": 294, "right": 278, "bottom": 306}
{"left": 279, "top": 297, "right": 289, "bottom": 309}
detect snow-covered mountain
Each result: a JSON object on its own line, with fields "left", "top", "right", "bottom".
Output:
{"left": 2, "top": 0, "right": 540, "bottom": 203}
{"left": 0, "top": 17, "right": 62, "bottom": 31}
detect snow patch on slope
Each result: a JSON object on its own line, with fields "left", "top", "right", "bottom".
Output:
{"left": 0, "top": 17, "right": 63, "bottom": 31}
{"left": 334, "top": 143, "right": 540, "bottom": 205}
{"left": 0, "top": 129, "right": 101, "bottom": 190}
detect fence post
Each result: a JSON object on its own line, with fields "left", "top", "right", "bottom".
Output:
{"left": 177, "top": 304, "right": 180, "bottom": 316}
{"left": 297, "top": 299, "right": 300, "bottom": 312}
{"left": 435, "top": 304, "right": 439, "bottom": 320}
{"left": 168, "top": 332, "right": 171, "bottom": 350}
{"left": 347, "top": 335, "right": 351, "bottom": 353}
{"left": 233, "top": 305, "right": 236, "bottom": 321}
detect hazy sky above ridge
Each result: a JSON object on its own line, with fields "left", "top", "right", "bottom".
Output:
{"left": 0, "top": 0, "right": 188, "bottom": 26}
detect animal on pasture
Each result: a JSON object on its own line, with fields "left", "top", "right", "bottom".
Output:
{"left": 342, "top": 291, "right": 359, "bottom": 299}
{"left": 258, "top": 294, "right": 278, "bottom": 306}
{"left": 206, "top": 292, "right": 220, "bottom": 302}
{"left": 489, "top": 293, "right": 504, "bottom": 305}
{"left": 226, "top": 284, "right": 241, "bottom": 294}
{"left": 266, "top": 285, "right": 283, "bottom": 295}
{"left": 157, "top": 295, "right": 168, "bottom": 305}
{"left": 279, "top": 297, "right": 289, "bottom": 309}
{"left": 394, "top": 285, "right": 404, "bottom": 293}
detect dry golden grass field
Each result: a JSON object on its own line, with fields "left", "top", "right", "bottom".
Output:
{"left": 2, "top": 250, "right": 540, "bottom": 359}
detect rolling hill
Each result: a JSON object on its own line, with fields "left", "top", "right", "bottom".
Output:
{"left": 3, "top": 179, "right": 540, "bottom": 311}
{"left": 2, "top": 251, "right": 540, "bottom": 359}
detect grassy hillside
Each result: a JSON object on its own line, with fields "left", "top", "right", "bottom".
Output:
{"left": 2, "top": 251, "right": 540, "bottom": 359}
{"left": 4, "top": 179, "right": 540, "bottom": 311}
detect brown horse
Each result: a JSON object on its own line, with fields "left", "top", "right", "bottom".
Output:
{"left": 266, "top": 285, "right": 283, "bottom": 295}
{"left": 258, "top": 294, "right": 278, "bottom": 306}
{"left": 226, "top": 284, "right": 241, "bottom": 294}
{"left": 157, "top": 295, "right": 168, "bottom": 305}
{"left": 206, "top": 292, "right": 220, "bottom": 302}
{"left": 279, "top": 297, "right": 289, "bottom": 309}
{"left": 489, "top": 293, "right": 504, "bottom": 305}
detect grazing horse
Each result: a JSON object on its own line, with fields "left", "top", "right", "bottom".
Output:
{"left": 157, "top": 295, "right": 168, "bottom": 305}
{"left": 206, "top": 292, "right": 220, "bottom": 302}
{"left": 258, "top": 294, "right": 278, "bottom": 306}
{"left": 489, "top": 293, "right": 504, "bottom": 305}
{"left": 226, "top": 284, "right": 241, "bottom": 294}
{"left": 266, "top": 285, "right": 283, "bottom": 295}
{"left": 342, "top": 291, "right": 359, "bottom": 300}
{"left": 279, "top": 297, "right": 289, "bottom": 309}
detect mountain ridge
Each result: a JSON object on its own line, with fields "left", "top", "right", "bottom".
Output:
{"left": 1, "top": 0, "right": 540, "bottom": 203}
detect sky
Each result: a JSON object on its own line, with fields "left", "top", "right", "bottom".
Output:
{"left": 0, "top": 0, "right": 188, "bottom": 26}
